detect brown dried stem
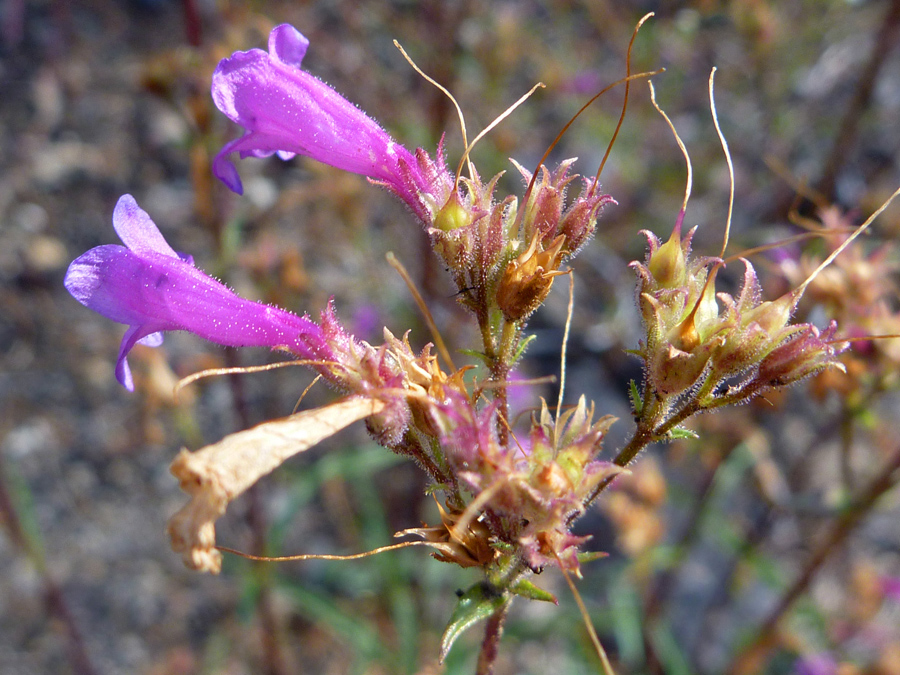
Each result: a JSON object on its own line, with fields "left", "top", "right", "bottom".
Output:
{"left": 0, "top": 454, "right": 98, "bottom": 675}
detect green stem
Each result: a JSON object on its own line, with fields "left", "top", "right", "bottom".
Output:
{"left": 478, "top": 307, "right": 496, "bottom": 362}
{"left": 586, "top": 376, "right": 712, "bottom": 507}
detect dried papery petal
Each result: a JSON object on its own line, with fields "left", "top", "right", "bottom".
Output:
{"left": 496, "top": 233, "right": 567, "bottom": 322}
{"left": 167, "top": 396, "right": 386, "bottom": 572}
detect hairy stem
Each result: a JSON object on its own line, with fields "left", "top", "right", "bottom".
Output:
{"left": 476, "top": 600, "right": 512, "bottom": 675}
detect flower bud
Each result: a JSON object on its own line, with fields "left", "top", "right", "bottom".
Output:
{"left": 511, "top": 159, "right": 570, "bottom": 245}
{"left": 741, "top": 292, "right": 795, "bottom": 337}
{"left": 705, "top": 265, "right": 797, "bottom": 379}
{"left": 526, "top": 177, "right": 564, "bottom": 245}
{"left": 647, "top": 222, "right": 687, "bottom": 289}
{"left": 756, "top": 321, "right": 847, "bottom": 387}
{"left": 434, "top": 193, "right": 472, "bottom": 232}
{"left": 650, "top": 344, "right": 713, "bottom": 395}
{"left": 558, "top": 186, "right": 614, "bottom": 255}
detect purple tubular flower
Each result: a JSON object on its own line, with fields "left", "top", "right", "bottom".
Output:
{"left": 212, "top": 24, "right": 427, "bottom": 208}
{"left": 64, "top": 195, "right": 331, "bottom": 391}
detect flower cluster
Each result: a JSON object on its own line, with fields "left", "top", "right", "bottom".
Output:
{"left": 434, "top": 394, "right": 620, "bottom": 572}
{"left": 64, "top": 21, "right": 863, "bottom": 669}
{"left": 66, "top": 23, "right": 622, "bottom": 579}
{"left": 632, "top": 215, "right": 848, "bottom": 411}
{"left": 430, "top": 157, "right": 613, "bottom": 323}
{"left": 774, "top": 205, "right": 900, "bottom": 390}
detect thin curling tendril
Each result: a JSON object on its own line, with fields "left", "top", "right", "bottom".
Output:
{"left": 455, "top": 82, "right": 546, "bottom": 195}
{"left": 649, "top": 80, "right": 692, "bottom": 216}
{"left": 394, "top": 39, "right": 473, "bottom": 179}
{"left": 709, "top": 68, "right": 736, "bottom": 258}
{"left": 591, "top": 12, "right": 655, "bottom": 196}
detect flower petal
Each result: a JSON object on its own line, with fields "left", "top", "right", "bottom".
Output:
{"left": 116, "top": 324, "right": 160, "bottom": 391}
{"left": 269, "top": 23, "right": 308, "bottom": 66}
{"left": 113, "top": 194, "right": 180, "bottom": 259}
{"left": 139, "top": 332, "right": 164, "bottom": 347}
{"left": 212, "top": 138, "right": 247, "bottom": 194}
{"left": 65, "top": 245, "right": 159, "bottom": 327}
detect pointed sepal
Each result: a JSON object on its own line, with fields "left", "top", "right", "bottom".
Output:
{"left": 440, "top": 582, "right": 508, "bottom": 662}
{"left": 510, "top": 578, "right": 558, "bottom": 604}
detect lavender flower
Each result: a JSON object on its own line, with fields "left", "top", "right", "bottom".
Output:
{"left": 793, "top": 653, "right": 838, "bottom": 675}
{"left": 64, "top": 195, "right": 330, "bottom": 390}
{"left": 212, "top": 24, "right": 432, "bottom": 217}
{"left": 883, "top": 575, "right": 900, "bottom": 603}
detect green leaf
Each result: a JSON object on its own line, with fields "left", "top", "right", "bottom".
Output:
{"left": 649, "top": 622, "right": 693, "bottom": 675}
{"left": 424, "top": 483, "right": 451, "bottom": 496}
{"left": 610, "top": 581, "right": 644, "bottom": 667}
{"left": 629, "top": 379, "right": 643, "bottom": 416}
{"left": 350, "top": 473, "right": 420, "bottom": 674}
{"left": 667, "top": 426, "right": 698, "bottom": 440}
{"left": 510, "top": 579, "right": 558, "bottom": 604}
{"left": 440, "top": 582, "right": 508, "bottom": 662}
{"left": 278, "top": 581, "right": 392, "bottom": 665}
{"left": 513, "top": 333, "right": 537, "bottom": 362}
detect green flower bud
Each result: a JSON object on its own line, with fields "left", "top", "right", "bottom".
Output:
{"left": 434, "top": 194, "right": 471, "bottom": 232}
{"left": 741, "top": 292, "right": 795, "bottom": 337}
{"left": 647, "top": 223, "right": 686, "bottom": 289}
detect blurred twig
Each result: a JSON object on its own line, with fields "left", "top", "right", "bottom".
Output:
{"left": 181, "top": 0, "right": 201, "bottom": 47}
{"left": 816, "top": 0, "right": 900, "bottom": 202}
{"left": 641, "top": 442, "right": 738, "bottom": 674}
{"left": 687, "top": 405, "right": 858, "bottom": 667}
{"left": 0, "top": 452, "right": 99, "bottom": 675}
{"left": 725, "top": 443, "right": 900, "bottom": 675}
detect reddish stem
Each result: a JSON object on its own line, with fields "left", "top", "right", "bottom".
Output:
{"left": 476, "top": 601, "right": 511, "bottom": 675}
